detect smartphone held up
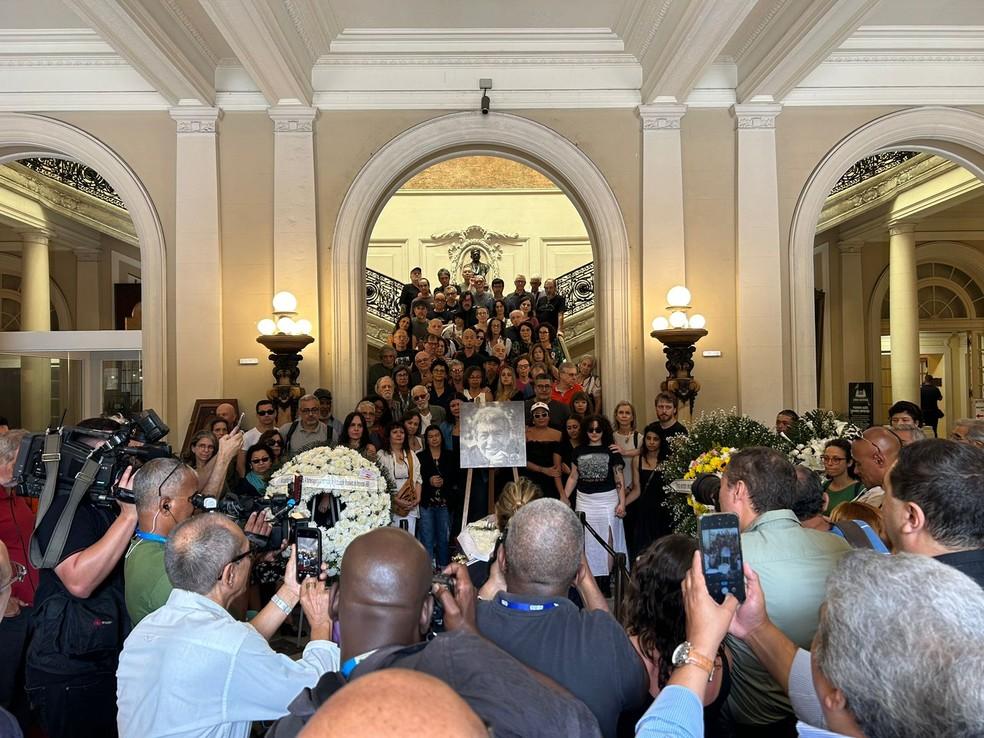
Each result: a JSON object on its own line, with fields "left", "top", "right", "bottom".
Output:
{"left": 294, "top": 526, "right": 322, "bottom": 583}
{"left": 697, "top": 512, "right": 746, "bottom": 603}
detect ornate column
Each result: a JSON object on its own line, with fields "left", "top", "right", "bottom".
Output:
{"left": 269, "top": 105, "right": 320, "bottom": 388}
{"left": 838, "top": 240, "right": 866, "bottom": 394}
{"left": 888, "top": 222, "right": 919, "bottom": 403}
{"left": 733, "top": 103, "right": 784, "bottom": 423}
{"left": 19, "top": 229, "right": 52, "bottom": 429}
{"left": 170, "top": 106, "right": 223, "bottom": 441}
{"left": 639, "top": 103, "right": 687, "bottom": 412}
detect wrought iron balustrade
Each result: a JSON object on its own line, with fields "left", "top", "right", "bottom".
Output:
{"left": 366, "top": 268, "right": 404, "bottom": 324}
{"left": 18, "top": 158, "right": 126, "bottom": 210}
{"left": 555, "top": 262, "right": 594, "bottom": 317}
{"left": 829, "top": 151, "right": 920, "bottom": 195}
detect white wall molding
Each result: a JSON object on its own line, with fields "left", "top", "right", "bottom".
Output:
{"left": 329, "top": 28, "right": 626, "bottom": 54}
{"left": 0, "top": 113, "right": 168, "bottom": 416}
{"left": 733, "top": 102, "right": 782, "bottom": 129}
{"left": 788, "top": 106, "right": 984, "bottom": 413}
{"left": 312, "top": 89, "right": 642, "bottom": 110}
{"left": 327, "top": 111, "right": 632, "bottom": 414}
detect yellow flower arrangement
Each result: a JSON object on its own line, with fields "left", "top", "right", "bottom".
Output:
{"left": 683, "top": 446, "right": 736, "bottom": 480}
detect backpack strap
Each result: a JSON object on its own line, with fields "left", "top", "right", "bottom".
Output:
{"left": 283, "top": 420, "right": 300, "bottom": 450}
{"left": 831, "top": 520, "right": 875, "bottom": 550}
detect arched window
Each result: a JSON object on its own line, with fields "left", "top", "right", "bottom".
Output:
{"left": 881, "top": 262, "right": 983, "bottom": 320}
{"left": 0, "top": 271, "right": 61, "bottom": 330}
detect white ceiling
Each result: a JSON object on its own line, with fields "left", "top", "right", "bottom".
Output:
{"left": 0, "top": 0, "right": 982, "bottom": 111}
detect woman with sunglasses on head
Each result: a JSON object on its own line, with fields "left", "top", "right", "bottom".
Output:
{"left": 377, "top": 422, "right": 422, "bottom": 535}
{"left": 563, "top": 414, "right": 627, "bottom": 595}
{"left": 257, "top": 429, "right": 286, "bottom": 467}
{"left": 522, "top": 402, "right": 563, "bottom": 499}
{"left": 820, "top": 438, "right": 865, "bottom": 514}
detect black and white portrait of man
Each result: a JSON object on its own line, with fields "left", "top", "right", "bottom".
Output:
{"left": 460, "top": 401, "right": 526, "bottom": 469}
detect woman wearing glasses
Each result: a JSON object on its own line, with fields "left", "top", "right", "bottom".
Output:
{"left": 237, "top": 444, "right": 275, "bottom": 499}
{"left": 562, "top": 414, "right": 627, "bottom": 594}
{"left": 821, "top": 438, "right": 865, "bottom": 514}
{"left": 258, "top": 430, "right": 286, "bottom": 466}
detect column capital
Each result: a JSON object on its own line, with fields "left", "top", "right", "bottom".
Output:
{"left": 75, "top": 248, "right": 102, "bottom": 263}
{"left": 888, "top": 222, "right": 917, "bottom": 237}
{"left": 269, "top": 105, "right": 318, "bottom": 133}
{"left": 732, "top": 103, "right": 783, "bottom": 130}
{"left": 638, "top": 103, "right": 687, "bottom": 131}
{"left": 17, "top": 228, "right": 53, "bottom": 245}
{"left": 169, "top": 105, "right": 221, "bottom": 134}
{"left": 837, "top": 239, "right": 864, "bottom": 254}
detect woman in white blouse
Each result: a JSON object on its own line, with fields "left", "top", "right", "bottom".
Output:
{"left": 376, "top": 421, "right": 423, "bottom": 535}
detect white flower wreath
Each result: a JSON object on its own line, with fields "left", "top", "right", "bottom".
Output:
{"left": 266, "top": 446, "right": 392, "bottom": 575}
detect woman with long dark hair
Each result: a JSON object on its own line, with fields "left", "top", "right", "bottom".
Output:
{"left": 418, "top": 424, "right": 456, "bottom": 567}
{"left": 620, "top": 535, "right": 732, "bottom": 737}
{"left": 338, "top": 411, "right": 376, "bottom": 459}
{"left": 625, "top": 423, "right": 671, "bottom": 557}
{"left": 821, "top": 438, "right": 865, "bottom": 513}
{"left": 377, "top": 421, "right": 421, "bottom": 535}
{"left": 258, "top": 429, "right": 285, "bottom": 465}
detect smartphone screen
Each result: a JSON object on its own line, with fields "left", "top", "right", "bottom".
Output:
{"left": 698, "top": 512, "right": 746, "bottom": 603}
{"left": 295, "top": 528, "right": 321, "bottom": 583}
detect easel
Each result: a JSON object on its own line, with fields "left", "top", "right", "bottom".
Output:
{"left": 460, "top": 466, "right": 520, "bottom": 532}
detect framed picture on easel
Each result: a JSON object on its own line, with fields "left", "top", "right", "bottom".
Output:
{"left": 181, "top": 399, "right": 240, "bottom": 457}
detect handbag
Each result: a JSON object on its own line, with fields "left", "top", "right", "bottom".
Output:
{"left": 392, "top": 452, "right": 417, "bottom": 517}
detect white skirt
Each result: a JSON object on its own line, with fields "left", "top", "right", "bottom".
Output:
{"left": 576, "top": 489, "right": 627, "bottom": 576}
{"left": 391, "top": 508, "right": 418, "bottom": 536}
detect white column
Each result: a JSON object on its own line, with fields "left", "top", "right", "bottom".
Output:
{"left": 639, "top": 103, "right": 687, "bottom": 412}
{"left": 838, "top": 240, "right": 866, "bottom": 392}
{"left": 170, "top": 106, "right": 223, "bottom": 442}
{"left": 733, "top": 104, "right": 784, "bottom": 424}
{"left": 75, "top": 250, "right": 102, "bottom": 330}
{"left": 269, "top": 105, "right": 321, "bottom": 390}
{"left": 19, "top": 229, "right": 52, "bottom": 430}
{"left": 888, "top": 222, "right": 919, "bottom": 403}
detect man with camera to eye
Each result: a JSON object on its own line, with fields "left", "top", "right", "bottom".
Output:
{"left": 24, "top": 418, "right": 139, "bottom": 738}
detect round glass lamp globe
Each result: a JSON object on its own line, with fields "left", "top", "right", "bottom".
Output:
{"left": 652, "top": 317, "right": 670, "bottom": 331}
{"left": 257, "top": 318, "right": 276, "bottom": 336}
{"left": 689, "top": 314, "right": 706, "bottom": 330}
{"left": 272, "top": 291, "right": 298, "bottom": 313}
{"left": 666, "top": 285, "right": 692, "bottom": 308}
{"left": 668, "top": 311, "right": 689, "bottom": 329}
{"left": 276, "top": 316, "right": 296, "bottom": 334}
{"left": 295, "top": 318, "right": 313, "bottom": 335}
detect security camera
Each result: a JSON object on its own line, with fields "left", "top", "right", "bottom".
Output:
{"left": 481, "top": 94, "right": 490, "bottom": 115}
{"left": 480, "top": 78, "right": 492, "bottom": 115}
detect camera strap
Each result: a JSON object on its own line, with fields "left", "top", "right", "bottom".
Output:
{"left": 30, "top": 433, "right": 103, "bottom": 569}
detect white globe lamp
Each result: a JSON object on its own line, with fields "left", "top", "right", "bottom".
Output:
{"left": 666, "top": 285, "right": 692, "bottom": 309}
{"left": 272, "top": 291, "right": 298, "bottom": 313}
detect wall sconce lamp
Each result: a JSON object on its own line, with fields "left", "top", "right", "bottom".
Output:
{"left": 256, "top": 291, "right": 314, "bottom": 420}
{"left": 650, "top": 285, "right": 708, "bottom": 413}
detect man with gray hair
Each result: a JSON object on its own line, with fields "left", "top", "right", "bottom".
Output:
{"left": 117, "top": 513, "right": 337, "bottom": 738}
{"left": 729, "top": 550, "right": 984, "bottom": 737}
{"left": 950, "top": 418, "right": 984, "bottom": 446}
{"left": 476, "top": 498, "right": 647, "bottom": 738}
{"left": 280, "top": 394, "right": 330, "bottom": 456}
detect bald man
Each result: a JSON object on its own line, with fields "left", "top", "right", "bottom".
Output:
{"left": 298, "top": 669, "right": 485, "bottom": 738}
{"left": 851, "top": 426, "right": 903, "bottom": 508}
{"left": 215, "top": 403, "right": 238, "bottom": 429}
{"left": 268, "top": 528, "right": 600, "bottom": 738}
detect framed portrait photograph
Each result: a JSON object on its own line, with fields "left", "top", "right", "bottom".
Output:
{"left": 459, "top": 401, "right": 527, "bottom": 469}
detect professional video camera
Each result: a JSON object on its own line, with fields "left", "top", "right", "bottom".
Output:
{"left": 13, "top": 410, "right": 172, "bottom": 507}
{"left": 690, "top": 472, "right": 722, "bottom": 509}
{"left": 190, "top": 491, "right": 302, "bottom": 552}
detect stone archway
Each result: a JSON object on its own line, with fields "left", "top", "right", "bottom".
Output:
{"left": 0, "top": 113, "right": 168, "bottom": 412}
{"left": 327, "top": 111, "right": 631, "bottom": 411}
{"left": 788, "top": 106, "right": 984, "bottom": 411}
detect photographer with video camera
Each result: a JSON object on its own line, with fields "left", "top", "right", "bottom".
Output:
{"left": 24, "top": 417, "right": 139, "bottom": 738}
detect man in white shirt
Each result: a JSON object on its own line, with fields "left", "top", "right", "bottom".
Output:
{"left": 117, "top": 514, "right": 338, "bottom": 738}
{"left": 239, "top": 399, "right": 278, "bottom": 476}
{"left": 850, "top": 426, "right": 901, "bottom": 508}
{"left": 410, "top": 385, "right": 446, "bottom": 430}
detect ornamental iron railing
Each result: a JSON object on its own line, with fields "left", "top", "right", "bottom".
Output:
{"left": 367, "top": 262, "right": 595, "bottom": 325}
{"left": 18, "top": 158, "right": 126, "bottom": 210}
{"left": 829, "top": 151, "right": 920, "bottom": 195}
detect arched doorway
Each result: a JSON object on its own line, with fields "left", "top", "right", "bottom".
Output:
{"left": 0, "top": 113, "right": 168, "bottom": 414}
{"left": 788, "top": 106, "right": 984, "bottom": 411}
{"left": 327, "top": 112, "right": 630, "bottom": 412}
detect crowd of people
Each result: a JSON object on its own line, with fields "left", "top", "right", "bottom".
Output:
{"left": 0, "top": 261, "right": 983, "bottom": 737}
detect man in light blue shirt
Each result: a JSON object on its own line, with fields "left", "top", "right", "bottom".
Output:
{"left": 117, "top": 514, "right": 339, "bottom": 738}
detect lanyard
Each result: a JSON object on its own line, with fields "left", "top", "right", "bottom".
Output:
{"left": 497, "top": 597, "right": 560, "bottom": 612}
{"left": 340, "top": 649, "right": 378, "bottom": 679}
{"left": 135, "top": 529, "right": 167, "bottom": 544}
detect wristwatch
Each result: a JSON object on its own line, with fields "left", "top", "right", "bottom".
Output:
{"left": 671, "top": 641, "right": 716, "bottom": 681}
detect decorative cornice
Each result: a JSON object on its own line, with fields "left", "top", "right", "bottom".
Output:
{"left": 889, "top": 223, "right": 917, "bottom": 237}
{"left": 837, "top": 240, "right": 863, "bottom": 254}
{"left": 826, "top": 53, "right": 984, "bottom": 63}
{"left": 734, "top": 0, "right": 789, "bottom": 61}
{"left": 638, "top": 103, "right": 686, "bottom": 130}
{"left": 315, "top": 52, "right": 637, "bottom": 67}
{"left": 732, "top": 103, "right": 782, "bottom": 129}
{"left": 161, "top": 0, "right": 219, "bottom": 66}
{"left": 75, "top": 248, "right": 103, "bottom": 263}
{"left": 269, "top": 104, "right": 318, "bottom": 132}
{"left": 283, "top": 0, "right": 319, "bottom": 59}
{"left": 169, "top": 105, "right": 221, "bottom": 133}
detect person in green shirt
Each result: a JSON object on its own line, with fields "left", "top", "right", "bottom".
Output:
{"left": 124, "top": 458, "right": 199, "bottom": 624}
{"left": 718, "top": 447, "right": 850, "bottom": 736}
{"left": 820, "top": 439, "right": 865, "bottom": 513}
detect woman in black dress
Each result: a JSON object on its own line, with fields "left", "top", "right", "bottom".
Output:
{"left": 625, "top": 422, "right": 672, "bottom": 559}
{"left": 521, "top": 401, "right": 563, "bottom": 498}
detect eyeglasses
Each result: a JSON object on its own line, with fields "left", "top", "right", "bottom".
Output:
{"left": 412, "top": 395, "right": 428, "bottom": 401}
{"left": 268, "top": 439, "right": 282, "bottom": 446}
{"left": 820, "top": 455, "right": 846, "bottom": 463}
{"left": 217, "top": 545, "right": 255, "bottom": 580}
{"left": 532, "top": 412, "right": 549, "bottom": 419}
{"left": 586, "top": 427, "right": 602, "bottom": 434}
{"left": 300, "top": 407, "right": 319, "bottom": 414}
{"left": 256, "top": 409, "right": 275, "bottom": 416}
{"left": 0, "top": 561, "right": 27, "bottom": 591}
{"left": 250, "top": 456, "right": 271, "bottom": 464}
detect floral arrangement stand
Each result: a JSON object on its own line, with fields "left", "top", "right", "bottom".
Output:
{"left": 267, "top": 446, "right": 394, "bottom": 575}
{"left": 780, "top": 409, "right": 862, "bottom": 472}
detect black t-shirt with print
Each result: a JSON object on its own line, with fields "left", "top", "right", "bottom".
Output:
{"left": 572, "top": 446, "right": 623, "bottom": 494}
